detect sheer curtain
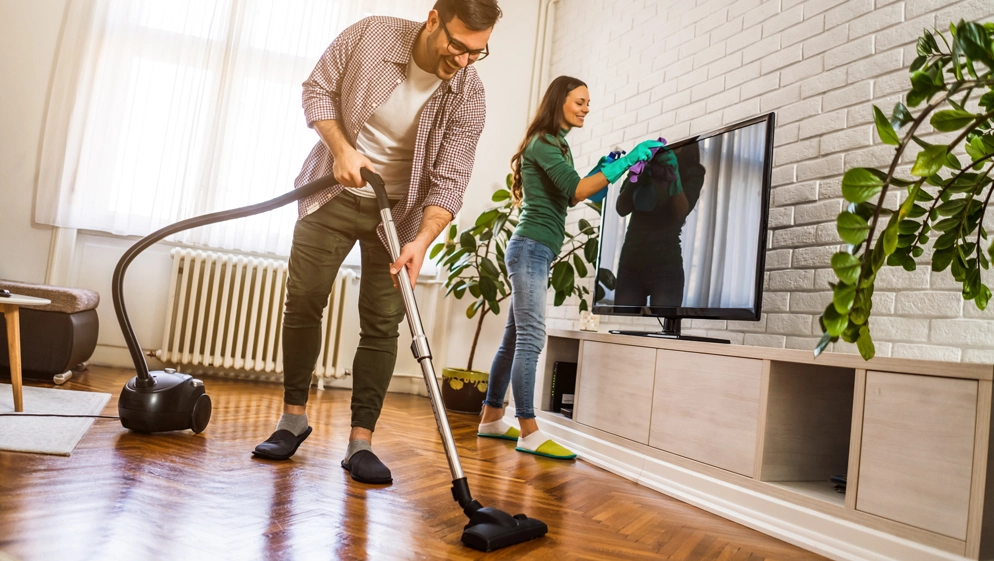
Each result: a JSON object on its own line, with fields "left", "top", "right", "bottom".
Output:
{"left": 681, "top": 123, "right": 766, "bottom": 308}
{"left": 37, "top": 0, "right": 434, "bottom": 256}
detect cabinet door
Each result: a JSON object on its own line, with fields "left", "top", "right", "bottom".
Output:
{"left": 575, "top": 341, "right": 656, "bottom": 444}
{"left": 856, "top": 371, "right": 977, "bottom": 540}
{"left": 650, "top": 350, "right": 763, "bottom": 476}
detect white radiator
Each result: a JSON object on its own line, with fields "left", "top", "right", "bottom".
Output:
{"left": 155, "top": 248, "right": 360, "bottom": 381}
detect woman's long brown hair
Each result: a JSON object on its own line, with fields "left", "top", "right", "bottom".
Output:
{"left": 509, "top": 75, "right": 587, "bottom": 206}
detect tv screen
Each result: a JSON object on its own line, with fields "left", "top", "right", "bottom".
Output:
{"left": 593, "top": 113, "right": 775, "bottom": 322}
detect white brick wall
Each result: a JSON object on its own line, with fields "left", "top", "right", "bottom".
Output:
{"left": 548, "top": 0, "right": 994, "bottom": 362}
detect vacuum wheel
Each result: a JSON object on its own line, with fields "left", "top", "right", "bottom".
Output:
{"left": 190, "top": 393, "right": 213, "bottom": 434}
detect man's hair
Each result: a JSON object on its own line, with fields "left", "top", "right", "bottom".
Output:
{"left": 433, "top": 0, "right": 502, "bottom": 31}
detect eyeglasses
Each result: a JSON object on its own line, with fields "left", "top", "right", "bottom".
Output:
{"left": 439, "top": 19, "right": 489, "bottom": 62}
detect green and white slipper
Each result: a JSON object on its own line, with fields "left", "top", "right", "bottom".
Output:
{"left": 477, "top": 419, "right": 521, "bottom": 441}
{"left": 515, "top": 430, "right": 576, "bottom": 460}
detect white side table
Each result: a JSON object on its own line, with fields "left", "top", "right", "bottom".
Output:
{"left": 1, "top": 294, "right": 52, "bottom": 412}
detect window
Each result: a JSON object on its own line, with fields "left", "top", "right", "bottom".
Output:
{"left": 38, "top": 0, "right": 434, "bottom": 256}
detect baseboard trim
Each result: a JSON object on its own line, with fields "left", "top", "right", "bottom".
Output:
{"left": 506, "top": 406, "right": 968, "bottom": 561}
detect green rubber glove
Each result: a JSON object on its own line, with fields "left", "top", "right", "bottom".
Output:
{"left": 601, "top": 140, "right": 665, "bottom": 183}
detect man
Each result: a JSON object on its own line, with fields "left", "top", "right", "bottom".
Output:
{"left": 252, "top": 0, "right": 502, "bottom": 485}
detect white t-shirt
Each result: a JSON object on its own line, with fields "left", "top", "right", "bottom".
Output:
{"left": 350, "top": 57, "right": 442, "bottom": 199}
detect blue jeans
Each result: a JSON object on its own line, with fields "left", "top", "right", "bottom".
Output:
{"left": 484, "top": 235, "right": 555, "bottom": 419}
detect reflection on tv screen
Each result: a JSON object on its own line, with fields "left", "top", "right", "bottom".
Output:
{"left": 596, "top": 119, "right": 768, "bottom": 311}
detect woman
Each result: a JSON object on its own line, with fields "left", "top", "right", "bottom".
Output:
{"left": 477, "top": 75, "right": 662, "bottom": 459}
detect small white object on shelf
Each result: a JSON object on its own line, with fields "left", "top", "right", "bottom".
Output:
{"left": 579, "top": 310, "right": 600, "bottom": 332}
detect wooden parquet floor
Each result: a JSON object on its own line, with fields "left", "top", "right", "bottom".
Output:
{"left": 0, "top": 366, "right": 827, "bottom": 561}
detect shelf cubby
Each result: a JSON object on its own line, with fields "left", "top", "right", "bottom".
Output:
{"left": 757, "top": 361, "right": 855, "bottom": 505}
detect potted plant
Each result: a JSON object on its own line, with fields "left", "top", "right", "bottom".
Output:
{"left": 817, "top": 20, "right": 994, "bottom": 360}
{"left": 430, "top": 174, "right": 606, "bottom": 413}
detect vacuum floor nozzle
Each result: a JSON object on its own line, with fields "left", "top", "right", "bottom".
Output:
{"left": 460, "top": 506, "right": 549, "bottom": 551}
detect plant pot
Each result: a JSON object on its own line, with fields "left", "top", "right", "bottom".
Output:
{"left": 441, "top": 368, "right": 489, "bottom": 414}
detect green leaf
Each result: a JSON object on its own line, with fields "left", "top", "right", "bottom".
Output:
{"left": 554, "top": 290, "right": 567, "bottom": 306}
{"left": 475, "top": 208, "right": 501, "bottom": 227}
{"left": 910, "top": 69, "right": 935, "bottom": 95}
{"left": 930, "top": 110, "right": 978, "bottom": 132}
{"left": 505, "top": 173, "right": 513, "bottom": 189}
{"left": 480, "top": 257, "right": 500, "bottom": 279}
{"left": 468, "top": 281, "right": 481, "bottom": 298}
{"left": 841, "top": 168, "right": 884, "bottom": 203}
{"left": 466, "top": 300, "right": 483, "bottom": 319}
{"left": 873, "top": 105, "right": 900, "bottom": 145}
{"left": 933, "top": 246, "right": 957, "bottom": 271}
{"left": 814, "top": 332, "right": 833, "bottom": 357}
{"left": 551, "top": 262, "right": 574, "bottom": 291}
{"left": 907, "top": 89, "right": 928, "bottom": 108}
{"left": 584, "top": 238, "right": 599, "bottom": 263}
{"left": 955, "top": 21, "right": 994, "bottom": 66}
{"left": 597, "top": 267, "right": 617, "bottom": 290}
{"left": 856, "top": 326, "right": 876, "bottom": 360}
{"left": 842, "top": 320, "right": 862, "bottom": 343}
{"left": 883, "top": 224, "right": 898, "bottom": 254}
{"left": 479, "top": 276, "right": 497, "bottom": 301}
{"left": 459, "top": 231, "right": 477, "bottom": 252}
{"left": 491, "top": 189, "right": 511, "bottom": 202}
{"left": 578, "top": 218, "right": 593, "bottom": 234}
{"left": 977, "top": 285, "right": 992, "bottom": 310}
{"left": 936, "top": 198, "right": 968, "bottom": 216}
{"left": 871, "top": 238, "right": 886, "bottom": 272}
{"left": 897, "top": 219, "right": 920, "bottom": 234}
{"left": 822, "top": 303, "right": 848, "bottom": 337}
{"left": 933, "top": 216, "right": 960, "bottom": 231}
{"left": 837, "top": 212, "right": 871, "bottom": 245}
{"left": 891, "top": 102, "right": 914, "bottom": 129}
{"left": 851, "top": 303, "right": 870, "bottom": 325}
{"left": 833, "top": 283, "right": 857, "bottom": 314}
{"left": 430, "top": 243, "right": 445, "bottom": 260}
{"left": 831, "top": 252, "right": 861, "bottom": 285}
{"left": 573, "top": 254, "right": 588, "bottom": 278}
{"left": 946, "top": 152, "right": 962, "bottom": 170}
{"left": 911, "top": 145, "right": 948, "bottom": 177}
{"left": 979, "top": 93, "right": 994, "bottom": 115}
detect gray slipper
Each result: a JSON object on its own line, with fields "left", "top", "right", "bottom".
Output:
{"left": 252, "top": 426, "right": 312, "bottom": 460}
{"left": 341, "top": 449, "right": 393, "bottom": 484}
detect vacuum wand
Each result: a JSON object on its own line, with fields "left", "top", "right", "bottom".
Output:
{"left": 359, "top": 168, "right": 548, "bottom": 551}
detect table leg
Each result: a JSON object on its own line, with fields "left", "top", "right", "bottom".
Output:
{"left": 2, "top": 305, "right": 22, "bottom": 412}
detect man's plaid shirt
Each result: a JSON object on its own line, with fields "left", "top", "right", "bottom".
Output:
{"left": 295, "top": 16, "right": 487, "bottom": 246}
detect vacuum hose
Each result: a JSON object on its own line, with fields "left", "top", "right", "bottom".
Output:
{"left": 111, "top": 175, "right": 338, "bottom": 385}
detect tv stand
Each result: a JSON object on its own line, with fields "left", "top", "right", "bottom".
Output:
{"left": 609, "top": 317, "right": 730, "bottom": 344}
{"left": 531, "top": 329, "right": 994, "bottom": 560}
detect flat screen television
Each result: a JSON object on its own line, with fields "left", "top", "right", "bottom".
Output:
{"left": 592, "top": 112, "right": 775, "bottom": 343}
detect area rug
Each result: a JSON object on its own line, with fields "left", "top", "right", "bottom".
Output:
{"left": 0, "top": 384, "right": 111, "bottom": 456}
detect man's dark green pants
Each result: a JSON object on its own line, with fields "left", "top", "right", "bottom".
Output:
{"left": 282, "top": 191, "right": 405, "bottom": 431}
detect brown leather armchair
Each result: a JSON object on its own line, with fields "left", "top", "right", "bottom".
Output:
{"left": 0, "top": 280, "right": 99, "bottom": 384}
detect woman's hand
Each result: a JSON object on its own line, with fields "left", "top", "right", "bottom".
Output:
{"left": 601, "top": 140, "right": 665, "bottom": 183}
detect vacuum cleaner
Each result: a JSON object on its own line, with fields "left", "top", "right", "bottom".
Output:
{"left": 111, "top": 169, "right": 548, "bottom": 551}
